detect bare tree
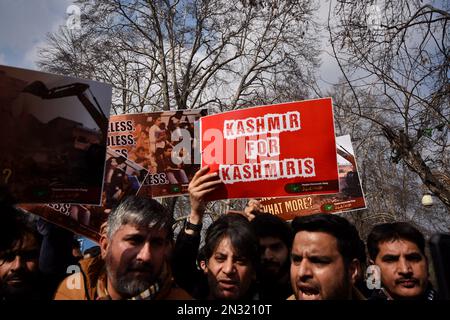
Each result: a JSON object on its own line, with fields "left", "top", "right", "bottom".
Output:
{"left": 39, "top": 0, "right": 319, "bottom": 115}
{"left": 37, "top": 0, "right": 320, "bottom": 218}
{"left": 331, "top": 82, "right": 450, "bottom": 238}
{"left": 327, "top": 0, "right": 450, "bottom": 209}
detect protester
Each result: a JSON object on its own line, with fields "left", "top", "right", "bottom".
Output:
{"left": 251, "top": 214, "right": 293, "bottom": 300}
{"left": 367, "top": 222, "right": 437, "bottom": 300}
{"left": 202, "top": 214, "right": 259, "bottom": 300}
{"left": 244, "top": 199, "right": 293, "bottom": 300}
{"left": 0, "top": 206, "right": 49, "bottom": 300}
{"left": 172, "top": 166, "right": 259, "bottom": 300}
{"left": 289, "top": 213, "right": 366, "bottom": 300}
{"left": 54, "top": 195, "right": 191, "bottom": 300}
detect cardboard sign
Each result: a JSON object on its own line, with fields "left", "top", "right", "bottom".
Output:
{"left": 18, "top": 149, "right": 149, "bottom": 241}
{"left": 108, "top": 110, "right": 206, "bottom": 198}
{"left": 259, "top": 135, "right": 366, "bottom": 220}
{"left": 200, "top": 98, "right": 339, "bottom": 200}
{"left": 0, "top": 64, "right": 112, "bottom": 204}
{"left": 18, "top": 203, "right": 105, "bottom": 242}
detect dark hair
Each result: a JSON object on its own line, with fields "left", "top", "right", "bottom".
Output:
{"left": 291, "top": 214, "right": 365, "bottom": 266}
{"left": 204, "top": 214, "right": 259, "bottom": 267}
{"left": 0, "top": 205, "right": 41, "bottom": 262}
{"left": 250, "top": 213, "right": 293, "bottom": 249}
{"left": 367, "top": 222, "right": 426, "bottom": 261}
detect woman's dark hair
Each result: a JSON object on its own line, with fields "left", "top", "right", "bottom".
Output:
{"left": 291, "top": 213, "right": 365, "bottom": 266}
{"left": 367, "top": 222, "right": 426, "bottom": 261}
{"left": 204, "top": 214, "right": 259, "bottom": 267}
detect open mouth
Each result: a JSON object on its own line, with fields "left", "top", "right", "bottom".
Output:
{"left": 218, "top": 280, "right": 239, "bottom": 291}
{"left": 297, "top": 285, "right": 321, "bottom": 300}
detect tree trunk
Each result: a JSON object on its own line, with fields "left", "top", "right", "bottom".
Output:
{"left": 382, "top": 126, "right": 450, "bottom": 209}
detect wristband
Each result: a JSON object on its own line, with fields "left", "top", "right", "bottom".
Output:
{"left": 184, "top": 218, "right": 202, "bottom": 233}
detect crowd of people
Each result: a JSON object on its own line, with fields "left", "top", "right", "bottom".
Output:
{"left": 0, "top": 165, "right": 442, "bottom": 301}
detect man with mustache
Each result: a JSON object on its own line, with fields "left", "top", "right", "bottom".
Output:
{"left": 367, "top": 222, "right": 436, "bottom": 300}
{"left": 54, "top": 196, "right": 191, "bottom": 300}
{"left": 289, "top": 214, "right": 366, "bottom": 300}
{"left": 249, "top": 212, "right": 293, "bottom": 300}
{"left": 0, "top": 219, "right": 41, "bottom": 300}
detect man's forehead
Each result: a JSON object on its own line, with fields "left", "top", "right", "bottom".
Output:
{"left": 378, "top": 239, "right": 421, "bottom": 255}
{"left": 10, "top": 233, "right": 39, "bottom": 251}
{"left": 115, "top": 223, "right": 168, "bottom": 237}
{"left": 292, "top": 231, "right": 339, "bottom": 254}
{"left": 214, "top": 236, "right": 242, "bottom": 256}
{"left": 259, "top": 236, "right": 284, "bottom": 246}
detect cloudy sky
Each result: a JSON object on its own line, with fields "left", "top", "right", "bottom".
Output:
{"left": 0, "top": 0, "right": 341, "bottom": 89}
{"left": 0, "top": 0, "right": 73, "bottom": 68}
{"left": 314, "top": 0, "right": 342, "bottom": 91}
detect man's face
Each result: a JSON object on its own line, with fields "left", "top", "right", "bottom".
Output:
{"left": 164, "top": 148, "right": 173, "bottom": 157}
{"left": 102, "top": 224, "right": 170, "bottom": 298}
{"left": 290, "top": 231, "right": 356, "bottom": 300}
{"left": 136, "top": 149, "right": 146, "bottom": 158}
{"left": 259, "top": 236, "right": 289, "bottom": 279}
{"left": 0, "top": 233, "right": 40, "bottom": 298}
{"left": 204, "top": 236, "right": 254, "bottom": 300}
{"left": 375, "top": 239, "right": 428, "bottom": 299}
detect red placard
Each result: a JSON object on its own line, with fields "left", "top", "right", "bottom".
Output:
{"left": 200, "top": 98, "right": 339, "bottom": 200}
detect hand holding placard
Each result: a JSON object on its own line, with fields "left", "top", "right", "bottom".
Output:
{"left": 243, "top": 198, "right": 262, "bottom": 221}
{"left": 188, "top": 166, "right": 223, "bottom": 226}
{"left": 200, "top": 98, "right": 339, "bottom": 200}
